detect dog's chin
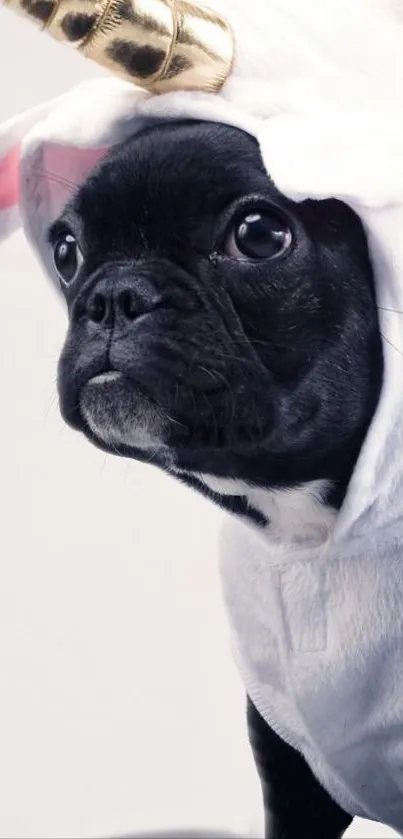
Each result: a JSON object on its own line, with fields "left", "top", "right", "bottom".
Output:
{"left": 80, "top": 372, "right": 168, "bottom": 452}
{"left": 77, "top": 370, "right": 274, "bottom": 475}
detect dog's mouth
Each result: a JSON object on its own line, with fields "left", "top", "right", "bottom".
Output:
{"left": 77, "top": 363, "right": 267, "bottom": 470}
{"left": 80, "top": 371, "right": 171, "bottom": 452}
{"left": 79, "top": 367, "right": 234, "bottom": 458}
{"left": 59, "top": 320, "right": 277, "bottom": 470}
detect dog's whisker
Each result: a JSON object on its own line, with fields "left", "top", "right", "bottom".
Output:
{"left": 165, "top": 412, "right": 186, "bottom": 431}
{"left": 199, "top": 388, "right": 219, "bottom": 447}
{"left": 44, "top": 391, "right": 59, "bottom": 419}
{"left": 248, "top": 338, "right": 270, "bottom": 347}
{"left": 197, "top": 365, "right": 220, "bottom": 383}
{"left": 142, "top": 447, "right": 161, "bottom": 466}
{"left": 33, "top": 169, "right": 78, "bottom": 194}
{"left": 198, "top": 365, "right": 237, "bottom": 426}
{"left": 187, "top": 347, "right": 203, "bottom": 380}
{"left": 214, "top": 353, "right": 251, "bottom": 365}
{"left": 174, "top": 382, "right": 180, "bottom": 413}
{"left": 109, "top": 439, "right": 122, "bottom": 458}
{"left": 99, "top": 454, "right": 109, "bottom": 476}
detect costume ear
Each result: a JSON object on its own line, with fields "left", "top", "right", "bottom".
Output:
{"left": 20, "top": 140, "right": 111, "bottom": 289}
{"left": 0, "top": 140, "right": 109, "bottom": 241}
{"left": 0, "top": 79, "right": 150, "bottom": 292}
{"left": 0, "top": 144, "right": 20, "bottom": 237}
{"left": 0, "top": 98, "right": 57, "bottom": 239}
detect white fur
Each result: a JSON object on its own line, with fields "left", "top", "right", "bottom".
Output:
{"left": 80, "top": 375, "right": 168, "bottom": 451}
{"left": 198, "top": 475, "right": 336, "bottom": 546}
{"left": 217, "top": 0, "right": 403, "bottom": 119}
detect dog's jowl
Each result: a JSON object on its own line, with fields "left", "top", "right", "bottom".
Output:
{"left": 50, "top": 120, "right": 384, "bottom": 837}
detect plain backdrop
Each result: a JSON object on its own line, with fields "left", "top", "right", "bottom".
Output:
{"left": 0, "top": 9, "right": 398, "bottom": 838}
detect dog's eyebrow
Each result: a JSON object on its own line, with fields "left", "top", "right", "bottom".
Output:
{"left": 47, "top": 219, "right": 64, "bottom": 246}
{"left": 47, "top": 211, "right": 81, "bottom": 245}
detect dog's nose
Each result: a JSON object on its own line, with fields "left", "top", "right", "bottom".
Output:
{"left": 84, "top": 275, "right": 160, "bottom": 326}
{"left": 86, "top": 291, "right": 109, "bottom": 324}
{"left": 85, "top": 289, "right": 139, "bottom": 324}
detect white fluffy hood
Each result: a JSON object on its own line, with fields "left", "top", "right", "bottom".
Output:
{"left": 1, "top": 0, "right": 403, "bottom": 656}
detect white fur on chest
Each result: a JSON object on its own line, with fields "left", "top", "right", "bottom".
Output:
{"left": 198, "top": 475, "right": 336, "bottom": 546}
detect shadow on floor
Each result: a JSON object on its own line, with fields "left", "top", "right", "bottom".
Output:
{"left": 109, "top": 832, "right": 242, "bottom": 838}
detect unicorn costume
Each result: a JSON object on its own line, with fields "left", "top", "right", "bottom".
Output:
{"left": 1, "top": 0, "right": 403, "bottom": 830}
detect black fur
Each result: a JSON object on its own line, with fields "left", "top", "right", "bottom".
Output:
{"left": 50, "top": 119, "right": 383, "bottom": 836}
{"left": 247, "top": 698, "right": 353, "bottom": 838}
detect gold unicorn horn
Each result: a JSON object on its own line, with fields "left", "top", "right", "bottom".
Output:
{"left": 2, "top": 0, "right": 234, "bottom": 93}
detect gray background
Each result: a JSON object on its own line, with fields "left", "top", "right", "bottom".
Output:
{"left": 0, "top": 8, "right": 395, "bottom": 837}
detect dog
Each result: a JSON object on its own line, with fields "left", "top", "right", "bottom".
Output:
{"left": 49, "top": 118, "right": 383, "bottom": 838}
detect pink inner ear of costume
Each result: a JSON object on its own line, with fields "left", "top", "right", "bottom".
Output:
{"left": 0, "top": 145, "right": 20, "bottom": 210}
{"left": 31, "top": 143, "right": 110, "bottom": 221}
{"left": 0, "top": 142, "right": 109, "bottom": 217}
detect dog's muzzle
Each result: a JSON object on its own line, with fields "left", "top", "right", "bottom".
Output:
{"left": 59, "top": 264, "right": 170, "bottom": 450}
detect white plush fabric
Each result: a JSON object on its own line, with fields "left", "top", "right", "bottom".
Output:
{"left": 1, "top": 0, "right": 403, "bottom": 829}
{"left": 221, "top": 112, "right": 403, "bottom": 828}
{"left": 213, "top": 0, "right": 403, "bottom": 119}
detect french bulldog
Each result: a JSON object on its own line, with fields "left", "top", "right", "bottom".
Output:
{"left": 49, "top": 118, "right": 383, "bottom": 839}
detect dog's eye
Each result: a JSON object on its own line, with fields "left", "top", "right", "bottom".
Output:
{"left": 53, "top": 232, "right": 83, "bottom": 285}
{"left": 224, "top": 211, "right": 292, "bottom": 260}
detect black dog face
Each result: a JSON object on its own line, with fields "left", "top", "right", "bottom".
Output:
{"left": 51, "top": 119, "right": 382, "bottom": 511}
